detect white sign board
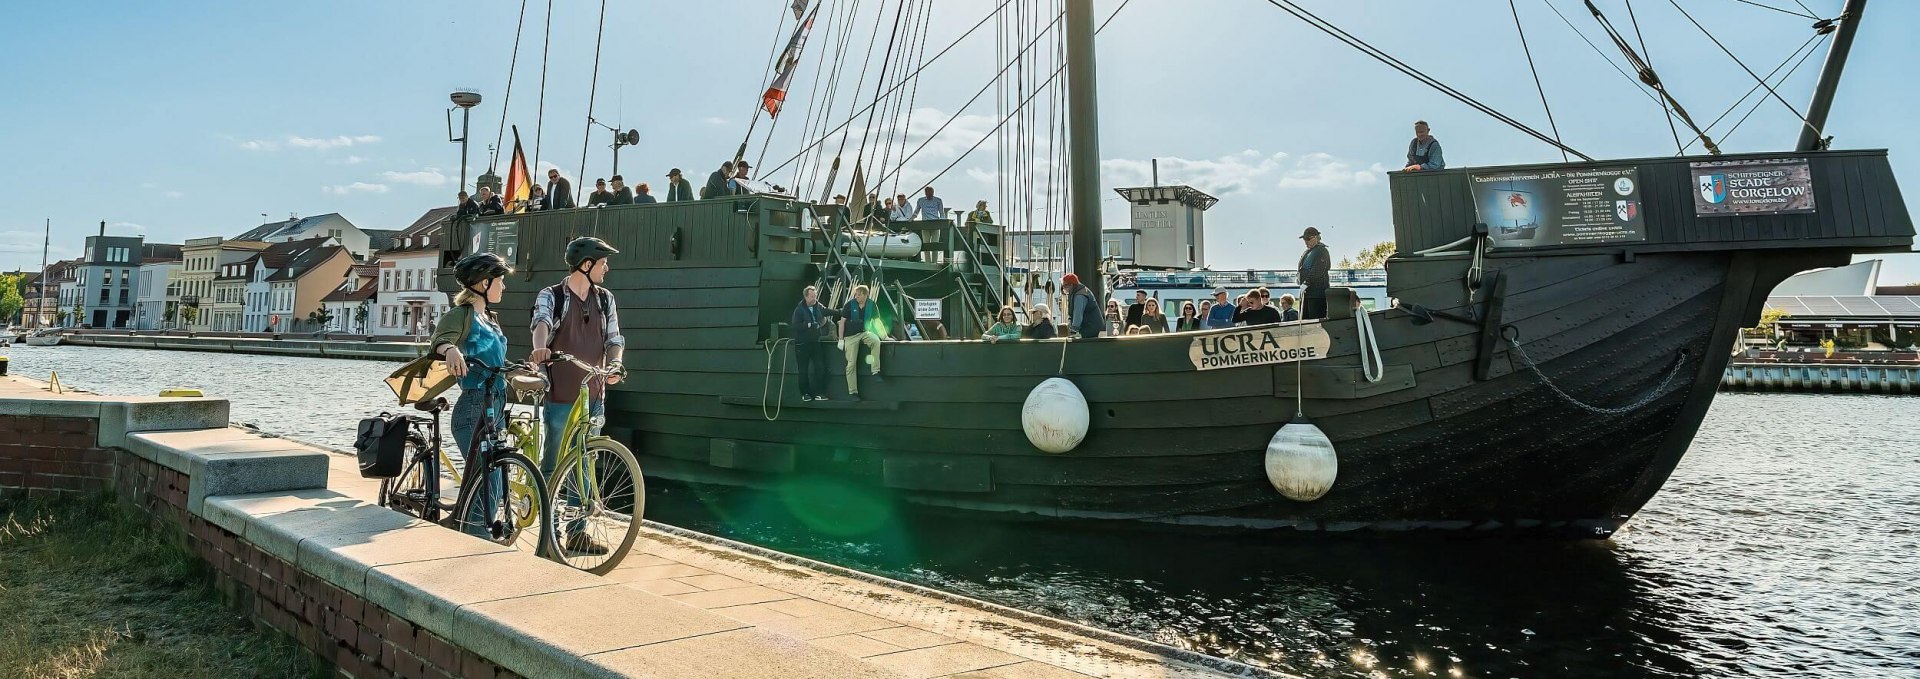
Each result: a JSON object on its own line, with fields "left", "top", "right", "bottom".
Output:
{"left": 913, "top": 298, "right": 943, "bottom": 320}
{"left": 1187, "top": 324, "right": 1332, "bottom": 371}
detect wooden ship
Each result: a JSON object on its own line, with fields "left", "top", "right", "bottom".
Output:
{"left": 445, "top": 0, "right": 1911, "bottom": 536}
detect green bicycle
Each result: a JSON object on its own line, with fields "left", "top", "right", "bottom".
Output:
{"left": 519, "top": 352, "right": 644, "bottom": 574}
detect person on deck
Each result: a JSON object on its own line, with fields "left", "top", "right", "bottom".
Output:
{"left": 967, "top": 200, "right": 993, "bottom": 226}
{"left": 839, "top": 284, "right": 884, "bottom": 399}
{"left": 1402, "top": 120, "right": 1444, "bottom": 172}
{"left": 891, "top": 194, "right": 914, "bottom": 222}
{"left": 915, "top": 186, "right": 946, "bottom": 221}
{"left": 526, "top": 237, "right": 626, "bottom": 556}
{"left": 1277, "top": 293, "right": 1301, "bottom": 322}
{"left": 1176, "top": 301, "right": 1202, "bottom": 332}
{"left": 1061, "top": 274, "right": 1102, "bottom": 339}
{"left": 609, "top": 175, "right": 634, "bottom": 205}
{"left": 1140, "top": 298, "right": 1169, "bottom": 334}
{"left": 1298, "top": 227, "right": 1331, "bottom": 320}
{"left": 1104, "top": 298, "right": 1123, "bottom": 336}
{"left": 1023, "top": 304, "right": 1057, "bottom": 339}
{"left": 983, "top": 306, "right": 1022, "bottom": 343}
{"left": 634, "top": 182, "right": 657, "bottom": 204}
{"left": 702, "top": 161, "right": 735, "bottom": 199}
{"left": 664, "top": 168, "right": 695, "bottom": 202}
{"left": 431, "top": 253, "right": 513, "bottom": 539}
{"left": 587, "top": 179, "right": 615, "bottom": 207}
{"left": 524, "top": 186, "right": 547, "bottom": 212}
{"left": 455, "top": 190, "right": 478, "bottom": 219}
{"left": 1204, "top": 287, "right": 1236, "bottom": 329}
{"left": 733, "top": 161, "right": 752, "bottom": 185}
{"left": 1234, "top": 287, "right": 1282, "bottom": 326}
{"left": 475, "top": 186, "right": 505, "bottom": 216}
{"left": 545, "top": 169, "right": 576, "bottom": 210}
{"left": 790, "top": 285, "right": 841, "bottom": 402}
{"left": 1124, "top": 290, "right": 1148, "bottom": 329}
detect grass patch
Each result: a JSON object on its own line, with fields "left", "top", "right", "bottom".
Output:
{"left": 0, "top": 493, "right": 327, "bottom": 679}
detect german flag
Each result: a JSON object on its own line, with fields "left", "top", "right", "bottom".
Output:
{"left": 504, "top": 125, "right": 532, "bottom": 213}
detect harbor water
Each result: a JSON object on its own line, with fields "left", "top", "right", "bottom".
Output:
{"left": 8, "top": 345, "right": 1917, "bottom": 678}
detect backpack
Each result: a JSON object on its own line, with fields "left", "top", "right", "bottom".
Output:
{"left": 354, "top": 413, "right": 410, "bottom": 478}
{"left": 545, "top": 282, "right": 614, "bottom": 346}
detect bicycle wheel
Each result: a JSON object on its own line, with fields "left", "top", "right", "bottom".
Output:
{"left": 548, "top": 437, "right": 644, "bottom": 574}
{"left": 451, "top": 451, "right": 556, "bottom": 557}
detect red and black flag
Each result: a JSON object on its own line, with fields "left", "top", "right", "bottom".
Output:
{"left": 762, "top": 4, "right": 821, "bottom": 119}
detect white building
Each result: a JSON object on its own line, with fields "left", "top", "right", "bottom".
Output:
{"left": 373, "top": 207, "right": 456, "bottom": 338}
{"left": 239, "top": 237, "right": 352, "bottom": 333}
{"left": 134, "top": 261, "right": 182, "bottom": 330}
{"left": 234, "top": 213, "right": 373, "bottom": 259}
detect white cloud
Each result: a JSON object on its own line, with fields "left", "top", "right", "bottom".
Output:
{"left": 239, "top": 139, "right": 277, "bottom": 151}
{"left": 701, "top": 117, "right": 729, "bottom": 126}
{"left": 289, "top": 135, "right": 381, "bottom": 150}
{"left": 339, "top": 155, "right": 368, "bottom": 165}
{"left": 163, "top": 190, "right": 185, "bottom": 199}
{"left": 107, "top": 222, "right": 146, "bottom": 235}
{"left": 379, "top": 168, "right": 449, "bottom": 186}
{"left": 1102, "top": 149, "right": 1382, "bottom": 197}
{"left": 0, "top": 231, "right": 73, "bottom": 257}
{"left": 321, "top": 182, "right": 389, "bottom": 195}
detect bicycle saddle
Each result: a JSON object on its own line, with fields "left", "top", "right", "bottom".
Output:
{"left": 412, "top": 397, "right": 448, "bottom": 413}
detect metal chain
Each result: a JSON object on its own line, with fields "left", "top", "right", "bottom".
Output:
{"left": 1505, "top": 335, "right": 1683, "bottom": 415}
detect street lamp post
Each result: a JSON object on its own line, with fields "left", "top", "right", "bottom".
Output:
{"left": 449, "top": 90, "right": 483, "bottom": 191}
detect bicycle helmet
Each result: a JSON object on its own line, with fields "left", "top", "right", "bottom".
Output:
{"left": 565, "top": 236, "right": 620, "bottom": 270}
{"left": 453, "top": 252, "right": 512, "bottom": 288}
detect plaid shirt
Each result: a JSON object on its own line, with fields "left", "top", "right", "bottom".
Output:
{"left": 531, "top": 284, "right": 625, "bottom": 349}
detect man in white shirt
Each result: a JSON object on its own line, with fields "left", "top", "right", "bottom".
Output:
{"left": 914, "top": 186, "right": 946, "bottom": 221}
{"left": 890, "top": 193, "right": 914, "bottom": 222}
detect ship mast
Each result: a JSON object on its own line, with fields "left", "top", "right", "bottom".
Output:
{"left": 1065, "top": 0, "right": 1105, "bottom": 303}
{"left": 1796, "top": 0, "right": 1867, "bottom": 152}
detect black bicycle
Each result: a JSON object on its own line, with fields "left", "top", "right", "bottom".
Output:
{"left": 378, "top": 358, "right": 557, "bottom": 556}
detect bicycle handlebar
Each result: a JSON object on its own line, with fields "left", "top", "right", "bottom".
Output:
{"left": 542, "top": 352, "right": 623, "bottom": 377}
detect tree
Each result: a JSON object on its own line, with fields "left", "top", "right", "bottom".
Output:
{"left": 71, "top": 303, "right": 84, "bottom": 327}
{"left": 1336, "top": 241, "right": 1397, "bottom": 270}
{"left": 179, "top": 305, "right": 200, "bottom": 328}
{"left": 0, "top": 274, "right": 22, "bottom": 326}
{"left": 308, "top": 308, "right": 335, "bottom": 332}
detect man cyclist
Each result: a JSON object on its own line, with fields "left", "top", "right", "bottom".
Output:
{"left": 528, "top": 236, "right": 625, "bottom": 555}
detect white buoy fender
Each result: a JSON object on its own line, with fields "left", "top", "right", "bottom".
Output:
{"left": 1021, "top": 377, "right": 1089, "bottom": 454}
{"left": 1265, "top": 420, "right": 1338, "bottom": 501}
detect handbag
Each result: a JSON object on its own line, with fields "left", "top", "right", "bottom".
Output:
{"left": 354, "top": 412, "right": 410, "bottom": 478}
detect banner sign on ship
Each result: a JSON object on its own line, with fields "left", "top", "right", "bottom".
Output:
{"left": 1469, "top": 166, "right": 1648, "bottom": 249}
{"left": 1188, "top": 324, "right": 1332, "bottom": 371}
{"left": 1689, "top": 158, "right": 1815, "bottom": 216}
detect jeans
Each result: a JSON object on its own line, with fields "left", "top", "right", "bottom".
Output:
{"left": 794, "top": 339, "right": 828, "bottom": 397}
{"left": 543, "top": 399, "right": 603, "bottom": 533}
{"left": 450, "top": 389, "right": 503, "bottom": 539}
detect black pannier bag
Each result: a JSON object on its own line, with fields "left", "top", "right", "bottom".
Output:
{"left": 355, "top": 413, "right": 409, "bottom": 478}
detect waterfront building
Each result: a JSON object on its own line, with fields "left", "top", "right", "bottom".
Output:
{"left": 234, "top": 213, "right": 374, "bottom": 259}
{"left": 236, "top": 237, "right": 353, "bottom": 333}
{"left": 373, "top": 206, "right": 454, "bottom": 338}
{"left": 209, "top": 259, "right": 250, "bottom": 332}
{"left": 179, "top": 237, "right": 270, "bottom": 332}
{"left": 47, "top": 259, "right": 80, "bottom": 326}
{"left": 134, "top": 260, "right": 183, "bottom": 330}
{"left": 1759, "top": 259, "right": 1920, "bottom": 350}
{"left": 320, "top": 264, "right": 380, "bottom": 334}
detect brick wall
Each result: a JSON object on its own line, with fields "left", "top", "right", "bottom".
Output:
{"left": 1, "top": 413, "right": 520, "bottom": 679}
{"left": 0, "top": 415, "right": 115, "bottom": 495}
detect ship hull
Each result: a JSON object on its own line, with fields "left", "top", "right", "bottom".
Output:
{"left": 455, "top": 150, "right": 1912, "bottom": 538}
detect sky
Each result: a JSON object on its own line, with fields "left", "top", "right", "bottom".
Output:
{"left": 3, "top": 0, "right": 1916, "bottom": 285}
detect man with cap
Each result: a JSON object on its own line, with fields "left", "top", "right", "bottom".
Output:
{"left": 1061, "top": 273, "right": 1103, "bottom": 338}
{"left": 1401, "top": 120, "right": 1445, "bottom": 172}
{"left": 664, "top": 168, "right": 694, "bottom": 202}
{"left": 1298, "top": 227, "right": 1331, "bottom": 320}
{"left": 587, "top": 178, "right": 615, "bottom": 207}
{"left": 731, "top": 161, "right": 752, "bottom": 194}
{"left": 527, "top": 236, "right": 625, "bottom": 555}
{"left": 702, "top": 161, "right": 734, "bottom": 199}
{"left": 609, "top": 175, "right": 634, "bottom": 205}
{"left": 1204, "top": 286, "right": 1237, "bottom": 329}
{"left": 545, "top": 169, "right": 576, "bottom": 210}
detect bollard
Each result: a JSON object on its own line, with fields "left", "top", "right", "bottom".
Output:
{"left": 0, "top": 355, "right": 8, "bottom": 376}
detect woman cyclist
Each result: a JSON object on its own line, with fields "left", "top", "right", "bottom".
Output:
{"left": 433, "top": 252, "right": 513, "bottom": 537}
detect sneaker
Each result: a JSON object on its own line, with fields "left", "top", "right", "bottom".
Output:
{"left": 870, "top": 373, "right": 884, "bottom": 383}
{"left": 565, "top": 532, "right": 611, "bottom": 556}
{"left": 847, "top": 391, "right": 861, "bottom": 401}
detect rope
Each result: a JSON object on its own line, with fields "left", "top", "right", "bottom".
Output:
{"left": 761, "top": 338, "right": 794, "bottom": 421}
{"left": 1508, "top": 0, "right": 1567, "bottom": 162}
{"left": 575, "top": 0, "right": 607, "bottom": 205}
{"left": 1585, "top": 0, "right": 1720, "bottom": 154}
{"left": 1057, "top": 335, "right": 1069, "bottom": 374}
{"left": 1259, "top": 0, "right": 1593, "bottom": 161}
{"left": 1354, "top": 302, "right": 1384, "bottom": 384}
{"left": 1624, "top": 0, "right": 1686, "bottom": 155}
{"left": 1733, "top": 0, "right": 1819, "bottom": 20}
{"left": 1716, "top": 34, "right": 1827, "bottom": 147}
{"left": 1541, "top": 0, "right": 1669, "bottom": 111}
{"left": 1665, "top": 0, "right": 1821, "bottom": 141}
{"left": 532, "top": 0, "right": 553, "bottom": 169}
{"left": 1682, "top": 32, "right": 1826, "bottom": 153}
{"left": 853, "top": 0, "right": 910, "bottom": 174}
{"left": 767, "top": 0, "right": 1024, "bottom": 177}
{"left": 1294, "top": 350, "right": 1304, "bottom": 418}
{"left": 493, "top": 0, "right": 530, "bottom": 168}
{"left": 1505, "top": 329, "right": 1685, "bottom": 415}
{"left": 741, "top": 2, "right": 798, "bottom": 155}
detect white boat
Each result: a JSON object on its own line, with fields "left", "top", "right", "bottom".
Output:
{"left": 25, "top": 329, "right": 63, "bottom": 347}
